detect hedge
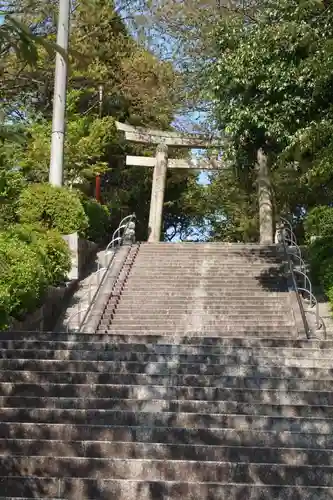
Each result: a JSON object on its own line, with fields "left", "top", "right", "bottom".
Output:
{"left": 0, "top": 232, "right": 48, "bottom": 328}
{"left": 305, "top": 206, "right": 333, "bottom": 312}
{"left": 17, "top": 183, "right": 89, "bottom": 236}
{"left": 6, "top": 223, "right": 71, "bottom": 286}
{"left": 80, "top": 196, "right": 110, "bottom": 244}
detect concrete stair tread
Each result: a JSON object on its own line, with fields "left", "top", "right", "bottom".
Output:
{"left": 2, "top": 480, "right": 333, "bottom": 500}
{"left": 1, "top": 334, "right": 331, "bottom": 347}
{"left": 3, "top": 422, "right": 333, "bottom": 445}
{"left": 2, "top": 371, "right": 333, "bottom": 391}
{"left": 1, "top": 408, "right": 333, "bottom": 433}
{"left": 2, "top": 457, "right": 333, "bottom": 484}
{"left": 98, "top": 330, "right": 296, "bottom": 336}
{"left": 3, "top": 360, "right": 333, "bottom": 378}
{"left": 2, "top": 439, "right": 333, "bottom": 461}
{"left": 2, "top": 398, "right": 333, "bottom": 419}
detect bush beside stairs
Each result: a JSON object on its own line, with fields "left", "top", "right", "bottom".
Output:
{"left": 2, "top": 242, "right": 333, "bottom": 499}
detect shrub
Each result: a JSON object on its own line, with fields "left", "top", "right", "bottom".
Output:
{"left": 307, "top": 236, "right": 333, "bottom": 286}
{"left": 17, "top": 183, "right": 89, "bottom": 236}
{"left": 80, "top": 197, "right": 110, "bottom": 243}
{"left": 6, "top": 224, "right": 71, "bottom": 286}
{"left": 304, "top": 206, "right": 333, "bottom": 240}
{"left": 0, "top": 232, "right": 48, "bottom": 327}
{"left": 0, "top": 169, "right": 25, "bottom": 229}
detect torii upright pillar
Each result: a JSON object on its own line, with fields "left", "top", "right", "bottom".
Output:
{"left": 148, "top": 144, "right": 168, "bottom": 242}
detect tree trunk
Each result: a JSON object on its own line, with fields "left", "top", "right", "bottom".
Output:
{"left": 257, "top": 148, "right": 273, "bottom": 245}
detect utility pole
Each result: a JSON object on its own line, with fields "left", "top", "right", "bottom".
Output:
{"left": 49, "top": 0, "right": 71, "bottom": 186}
{"left": 95, "top": 84, "right": 103, "bottom": 202}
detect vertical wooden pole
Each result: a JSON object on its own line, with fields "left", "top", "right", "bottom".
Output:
{"left": 95, "top": 174, "right": 101, "bottom": 203}
{"left": 148, "top": 143, "right": 168, "bottom": 242}
{"left": 257, "top": 148, "right": 273, "bottom": 244}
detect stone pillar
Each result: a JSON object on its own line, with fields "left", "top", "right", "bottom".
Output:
{"left": 123, "top": 221, "right": 136, "bottom": 245}
{"left": 257, "top": 148, "right": 273, "bottom": 244}
{"left": 148, "top": 143, "right": 168, "bottom": 242}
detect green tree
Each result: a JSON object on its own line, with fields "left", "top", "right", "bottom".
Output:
{"left": 205, "top": 0, "right": 333, "bottom": 240}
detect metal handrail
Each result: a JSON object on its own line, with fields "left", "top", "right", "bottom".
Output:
{"left": 288, "top": 253, "right": 306, "bottom": 273}
{"left": 66, "top": 213, "right": 136, "bottom": 332}
{"left": 297, "top": 288, "right": 320, "bottom": 327}
{"left": 279, "top": 228, "right": 311, "bottom": 339}
{"left": 293, "top": 269, "right": 313, "bottom": 305}
{"left": 279, "top": 218, "right": 323, "bottom": 336}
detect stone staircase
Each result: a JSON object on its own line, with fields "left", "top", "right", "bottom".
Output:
{"left": 2, "top": 242, "right": 333, "bottom": 498}
{"left": 97, "top": 243, "right": 297, "bottom": 336}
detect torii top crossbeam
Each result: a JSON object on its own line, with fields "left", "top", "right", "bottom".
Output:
{"left": 115, "top": 121, "right": 224, "bottom": 148}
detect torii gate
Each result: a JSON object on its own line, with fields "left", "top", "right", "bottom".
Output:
{"left": 115, "top": 122, "right": 273, "bottom": 244}
{"left": 116, "top": 121, "right": 225, "bottom": 242}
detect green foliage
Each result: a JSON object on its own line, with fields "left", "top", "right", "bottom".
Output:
{"left": 205, "top": 169, "right": 259, "bottom": 243}
{"left": 0, "top": 168, "right": 25, "bottom": 228}
{"left": 307, "top": 236, "right": 333, "bottom": 285}
{"left": 304, "top": 206, "right": 333, "bottom": 240}
{"left": 207, "top": 0, "right": 333, "bottom": 237}
{"left": 6, "top": 223, "right": 71, "bottom": 286}
{"left": 80, "top": 197, "right": 110, "bottom": 243}
{"left": 12, "top": 103, "right": 117, "bottom": 185}
{"left": 0, "top": 231, "right": 48, "bottom": 327}
{"left": 17, "top": 183, "right": 89, "bottom": 236}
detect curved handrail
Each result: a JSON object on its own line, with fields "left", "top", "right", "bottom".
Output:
{"left": 289, "top": 253, "right": 306, "bottom": 273}
{"left": 280, "top": 228, "right": 311, "bottom": 339}
{"left": 66, "top": 213, "right": 136, "bottom": 332}
{"left": 106, "top": 235, "right": 123, "bottom": 252}
{"left": 283, "top": 227, "right": 297, "bottom": 247}
{"left": 279, "top": 217, "right": 325, "bottom": 337}
{"left": 297, "top": 287, "right": 321, "bottom": 329}
{"left": 66, "top": 306, "right": 89, "bottom": 332}
{"left": 293, "top": 269, "right": 313, "bottom": 306}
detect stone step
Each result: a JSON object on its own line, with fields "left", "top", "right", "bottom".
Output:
{"left": 103, "top": 312, "right": 289, "bottom": 320}
{"left": 1, "top": 478, "right": 333, "bottom": 499}
{"left": 1, "top": 371, "right": 333, "bottom": 392}
{"left": 1, "top": 383, "right": 333, "bottom": 404}
{"left": 8, "top": 348, "right": 332, "bottom": 362}
{"left": 0, "top": 337, "right": 325, "bottom": 351}
{"left": 129, "top": 274, "right": 282, "bottom": 281}
{"left": 122, "top": 285, "right": 285, "bottom": 291}
{"left": 119, "top": 291, "right": 286, "bottom": 298}
{"left": 1, "top": 439, "right": 333, "bottom": 464}
{"left": 2, "top": 359, "right": 333, "bottom": 379}
{"left": 126, "top": 277, "right": 285, "bottom": 283}
{"left": 120, "top": 295, "right": 287, "bottom": 302}
{"left": 1, "top": 352, "right": 333, "bottom": 368}
{"left": 96, "top": 329, "right": 296, "bottom": 337}
{"left": 116, "top": 299, "right": 288, "bottom": 308}
{"left": 3, "top": 372, "right": 333, "bottom": 392}
{"left": 135, "top": 253, "right": 280, "bottom": 258}
{"left": 2, "top": 420, "right": 333, "bottom": 446}
{"left": 105, "top": 322, "right": 295, "bottom": 331}
{"left": 1, "top": 334, "right": 319, "bottom": 347}
{"left": 99, "top": 325, "right": 295, "bottom": 333}
{"left": 1, "top": 396, "right": 333, "bottom": 419}
{"left": 0, "top": 456, "right": 332, "bottom": 484}
{"left": 107, "top": 318, "right": 294, "bottom": 327}
{"left": 0, "top": 408, "right": 333, "bottom": 434}
{"left": 114, "top": 305, "right": 287, "bottom": 312}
